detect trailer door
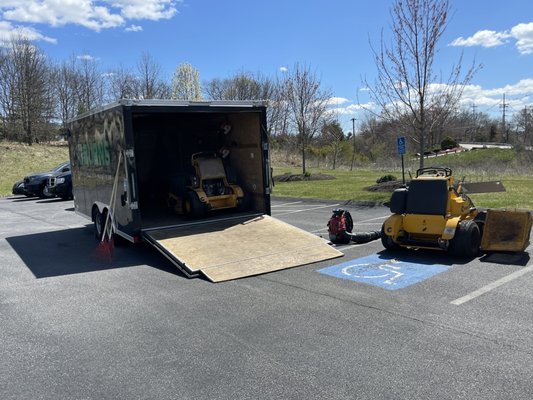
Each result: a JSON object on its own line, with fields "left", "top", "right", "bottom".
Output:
{"left": 143, "top": 215, "right": 342, "bottom": 282}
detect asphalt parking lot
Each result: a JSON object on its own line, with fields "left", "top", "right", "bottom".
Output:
{"left": 1, "top": 196, "right": 533, "bottom": 400}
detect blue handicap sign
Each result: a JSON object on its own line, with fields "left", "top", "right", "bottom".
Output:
{"left": 397, "top": 136, "right": 406, "bottom": 155}
{"left": 318, "top": 254, "right": 449, "bottom": 290}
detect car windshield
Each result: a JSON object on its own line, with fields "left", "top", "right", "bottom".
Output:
{"left": 52, "top": 162, "right": 70, "bottom": 173}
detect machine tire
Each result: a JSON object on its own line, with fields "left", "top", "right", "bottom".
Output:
{"left": 449, "top": 220, "right": 480, "bottom": 258}
{"left": 93, "top": 208, "right": 105, "bottom": 240}
{"left": 184, "top": 191, "right": 206, "bottom": 218}
{"left": 381, "top": 225, "right": 400, "bottom": 250}
{"left": 237, "top": 192, "right": 251, "bottom": 211}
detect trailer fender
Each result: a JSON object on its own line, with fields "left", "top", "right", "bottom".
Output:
{"left": 92, "top": 201, "right": 108, "bottom": 220}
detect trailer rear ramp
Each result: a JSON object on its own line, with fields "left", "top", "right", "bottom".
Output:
{"left": 143, "top": 215, "right": 343, "bottom": 282}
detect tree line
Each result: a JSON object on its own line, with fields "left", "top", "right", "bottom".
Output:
{"left": 1, "top": 0, "right": 532, "bottom": 173}
{"left": 0, "top": 33, "right": 334, "bottom": 173}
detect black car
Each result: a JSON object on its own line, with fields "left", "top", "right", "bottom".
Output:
{"left": 20, "top": 161, "right": 71, "bottom": 198}
{"left": 12, "top": 180, "right": 26, "bottom": 195}
{"left": 45, "top": 170, "right": 73, "bottom": 200}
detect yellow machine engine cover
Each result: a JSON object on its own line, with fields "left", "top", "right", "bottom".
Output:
{"left": 481, "top": 209, "right": 532, "bottom": 252}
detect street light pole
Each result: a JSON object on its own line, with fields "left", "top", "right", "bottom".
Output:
{"left": 350, "top": 118, "right": 356, "bottom": 171}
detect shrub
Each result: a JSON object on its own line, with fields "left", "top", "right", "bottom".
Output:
{"left": 376, "top": 174, "right": 397, "bottom": 184}
{"left": 441, "top": 136, "right": 458, "bottom": 150}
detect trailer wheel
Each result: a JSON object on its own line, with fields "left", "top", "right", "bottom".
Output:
{"left": 381, "top": 225, "right": 400, "bottom": 250}
{"left": 93, "top": 208, "right": 105, "bottom": 240}
{"left": 184, "top": 192, "right": 206, "bottom": 218}
{"left": 449, "top": 220, "right": 480, "bottom": 258}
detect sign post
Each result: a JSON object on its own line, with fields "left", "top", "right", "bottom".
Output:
{"left": 397, "top": 137, "right": 406, "bottom": 184}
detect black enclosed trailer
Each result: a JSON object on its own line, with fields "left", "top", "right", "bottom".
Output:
{"left": 67, "top": 100, "right": 341, "bottom": 281}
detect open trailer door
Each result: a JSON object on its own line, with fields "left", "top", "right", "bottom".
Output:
{"left": 143, "top": 215, "right": 343, "bottom": 282}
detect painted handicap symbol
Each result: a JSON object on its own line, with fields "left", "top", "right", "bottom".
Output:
{"left": 341, "top": 260, "right": 404, "bottom": 286}
{"left": 318, "top": 254, "right": 449, "bottom": 290}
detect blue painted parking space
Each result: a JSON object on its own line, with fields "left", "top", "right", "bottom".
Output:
{"left": 318, "top": 253, "right": 450, "bottom": 290}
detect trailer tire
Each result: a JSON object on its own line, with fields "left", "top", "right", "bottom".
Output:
{"left": 93, "top": 208, "right": 105, "bottom": 240}
{"left": 381, "top": 225, "right": 400, "bottom": 250}
{"left": 449, "top": 220, "right": 480, "bottom": 258}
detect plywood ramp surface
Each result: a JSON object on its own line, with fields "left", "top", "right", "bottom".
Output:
{"left": 145, "top": 215, "right": 343, "bottom": 282}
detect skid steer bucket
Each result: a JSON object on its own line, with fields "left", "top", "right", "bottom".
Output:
{"left": 481, "top": 209, "right": 533, "bottom": 252}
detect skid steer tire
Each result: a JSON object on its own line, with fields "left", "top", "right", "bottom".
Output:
{"left": 184, "top": 191, "right": 206, "bottom": 218}
{"left": 381, "top": 226, "right": 400, "bottom": 251}
{"left": 449, "top": 220, "right": 480, "bottom": 258}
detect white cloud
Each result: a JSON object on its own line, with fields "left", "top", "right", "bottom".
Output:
{"left": 326, "top": 97, "right": 350, "bottom": 106}
{"left": 450, "top": 22, "right": 533, "bottom": 54}
{"left": 113, "top": 0, "right": 178, "bottom": 20}
{"left": 511, "top": 22, "right": 533, "bottom": 54}
{"left": 450, "top": 30, "right": 511, "bottom": 48}
{"left": 0, "top": 1, "right": 180, "bottom": 34}
{"left": 279, "top": 66, "right": 288, "bottom": 73}
{"left": 0, "top": 21, "right": 57, "bottom": 45}
{"left": 327, "top": 102, "right": 378, "bottom": 116}
{"left": 77, "top": 54, "right": 98, "bottom": 61}
{"left": 125, "top": 24, "right": 143, "bottom": 32}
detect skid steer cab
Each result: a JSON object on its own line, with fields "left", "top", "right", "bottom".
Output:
{"left": 168, "top": 152, "right": 249, "bottom": 218}
{"left": 381, "top": 167, "right": 485, "bottom": 258}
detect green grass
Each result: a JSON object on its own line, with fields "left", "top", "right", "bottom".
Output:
{"left": 0, "top": 142, "right": 69, "bottom": 196}
{"left": 1, "top": 142, "right": 532, "bottom": 210}
{"left": 273, "top": 167, "right": 395, "bottom": 204}
{"left": 273, "top": 166, "right": 533, "bottom": 210}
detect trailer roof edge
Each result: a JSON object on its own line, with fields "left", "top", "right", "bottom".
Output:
{"left": 66, "top": 99, "right": 267, "bottom": 123}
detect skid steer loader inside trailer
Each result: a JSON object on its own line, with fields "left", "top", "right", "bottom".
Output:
{"left": 381, "top": 167, "right": 531, "bottom": 258}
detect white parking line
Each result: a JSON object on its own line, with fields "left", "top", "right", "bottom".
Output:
{"left": 451, "top": 264, "right": 533, "bottom": 305}
{"left": 274, "top": 204, "right": 340, "bottom": 216}
{"left": 271, "top": 201, "right": 303, "bottom": 207}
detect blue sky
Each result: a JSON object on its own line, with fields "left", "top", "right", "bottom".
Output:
{"left": 1, "top": 0, "right": 532, "bottom": 131}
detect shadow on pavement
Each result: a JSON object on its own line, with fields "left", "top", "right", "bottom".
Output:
{"left": 479, "top": 251, "right": 530, "bottom": 266}
{"left": 6, "top": 226, "right": 185, "bottom": 279}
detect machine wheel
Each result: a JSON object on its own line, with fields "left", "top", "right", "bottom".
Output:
{"left": 381, "top": 225, "right": 400, "bottom": 250}
{"left": 237, "top": 192, "right": 251, "bottom": 211}
{"left": 93, "top": 207, "right": 105, "bottom": 240}
{"left": 449, "top": 220, "right": 481, "bottom": 258}
{"left": 184, "top": 191, "right": 206, "bottom": 218}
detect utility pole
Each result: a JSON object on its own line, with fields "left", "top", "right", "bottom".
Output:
{"left": 525, "top": 106, "right": 530, "bottom": 145}
{"left": 350, "top": 118, "right": 356, "bottom": 171}
{"left": 470, "top": 103, "right": 477, "bottom": 141}
{"left": 500, "top": 93, "right": 509, "bottom": 142}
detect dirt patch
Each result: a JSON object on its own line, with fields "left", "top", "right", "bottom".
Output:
{"left": 364, "top": 180, "right": 407, "bottom": 192}
{"left": 273, "top": 173, "right": 336, "bottom": 182}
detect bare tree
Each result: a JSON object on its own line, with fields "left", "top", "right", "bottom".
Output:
{"left": 283, "top": 64, "right": 332, "bottom": 174}
{"left": 4, "top": 34, "right": 53, "bottom": 144}
{"left": 204, "top": 71, "right": 273, "bottom": 101}
{"left": 75, "top": 55, "right": 105, "bottom": 114}
{"left": 171, "top": 63, "right": 202, "bottom": 100}
{"left": 50, "top": 57, "right": 80, "bottom": 131}
{"left": 136, "top": 52, "right": 170, "bottom": 99}
{"left": 364, "top": 0, "right": 478, "bottom": 168}
{"left": 106, "top": 64, "right": 138, "bottom": 100}
{"left": 266, "top": 78, "right": 290, "bottom": 138}
{"left": 0, "top": 47, "right": 18, "bottom": 139}
{"left": 321, "top": 120, "right": 345, "bottom": 169}
{"left": 513, "top": 107, "right": 533, "bottom": 146}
